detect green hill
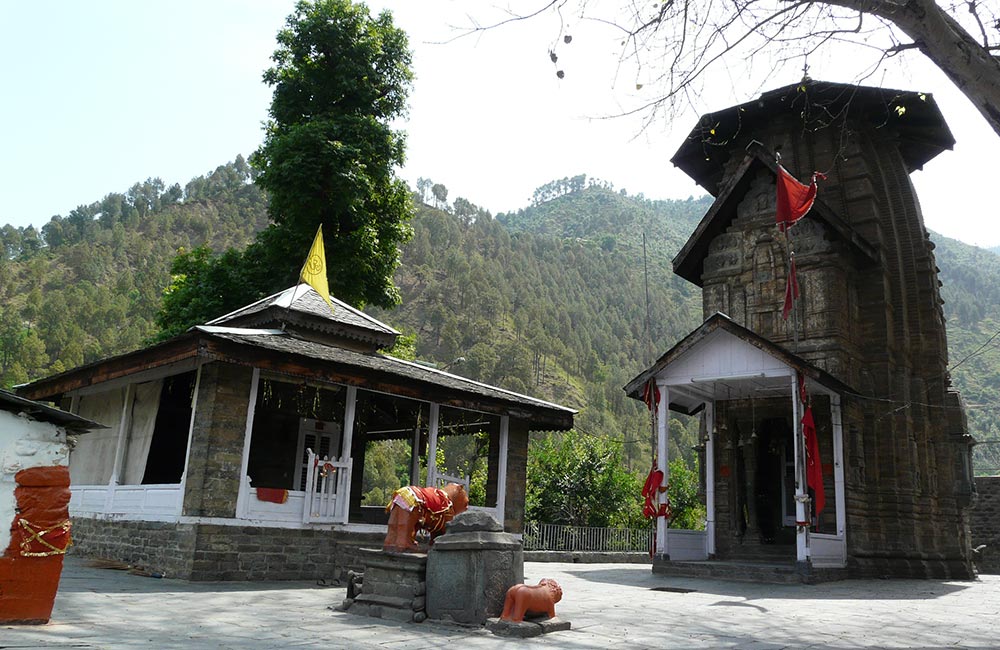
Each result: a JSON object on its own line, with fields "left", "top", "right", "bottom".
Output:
{"left": 2, "top": 169, "right": 999, "bottom": 474}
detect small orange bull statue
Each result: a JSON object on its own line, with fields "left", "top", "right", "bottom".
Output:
{"left": 500, "top": 578, "right": 563, "bottom": 623}
{"left": 383, "top": 483, "right": 469, "bottom": 553}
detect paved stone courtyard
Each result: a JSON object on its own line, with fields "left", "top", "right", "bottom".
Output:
{"left": 4, "top": 556, "right": 999, "bottom": 649}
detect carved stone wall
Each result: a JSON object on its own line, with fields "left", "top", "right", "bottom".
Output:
{"left": 696, "top": 94, "right": 973, "bottom": 578}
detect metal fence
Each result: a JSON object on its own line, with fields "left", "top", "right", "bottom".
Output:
{"left": 523, "top": 522, "right": 653, "bottom": 552}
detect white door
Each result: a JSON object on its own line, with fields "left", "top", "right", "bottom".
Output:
{"left": 294, "top": 418, "right": 342, "bottom": 491}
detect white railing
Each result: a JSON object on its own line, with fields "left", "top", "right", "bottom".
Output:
{"left": 243, "top": 484, "right": 308, "bottom": 522}
{"left": 523, "top": 522, "right": 653, "bottom": 553}
{"left": 69, "top": 484, "right": 182, "bottom": 518}
{"left": 429, "top": 470, "right": 470, "bottom": 492}
{"left": 809, "top": 532, "right": 847, "bottom": 568}
{"left": 303, "top": 448, "right": 352, "bottom": 524}
{"left": 665, "top": 529, "right": 709, "bottom": 561}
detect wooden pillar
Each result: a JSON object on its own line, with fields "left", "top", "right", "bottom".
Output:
{"left": 426, "top": 403, "right": 440, "bottom": 485}
{"left": 655, "top": 381, "right": 670, "bottom": 558}
{"left": 409, "top": 425, "right": 421, "bottom": 486}
{"left": 234, "top": 368, "right": 260, "bottom": 519}
{"left": 178, "top": 365, "right": 202, "bottom": 488}
{"left": 109, "top": 384, "right": 135, "bottom": 486}
{"left": 832, "top": 394, "right": 847, "bottom": 540}
{"left": 791, "top": 373, "right": 808, "bottom": 563}
{"left": 497, "top": 415, "right": 509, "bottom": 528}
{"left": 338, "top": 386, "right": 357, "bottom": 523}
{"left": 105, "top": 384, "right": 135, "bottom": 512}
{"left": 705, "top": 400, "right": 716, "bottom": 557}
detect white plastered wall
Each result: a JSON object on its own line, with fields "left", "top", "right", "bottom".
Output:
{"left": 0, "top": 409, "right": 70, "bottom": 552}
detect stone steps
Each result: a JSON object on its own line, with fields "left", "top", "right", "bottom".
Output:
{"left": 652, "top": 559, "right": 849, "bottom": 584}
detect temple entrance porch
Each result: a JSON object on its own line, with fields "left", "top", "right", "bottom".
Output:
{"left": 625, "top": 315, "right": 850, "bottom": 582}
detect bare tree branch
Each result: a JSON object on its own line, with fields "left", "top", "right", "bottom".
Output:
{"left": 967, "top": 0, "right": 991, "bottom": 47}
{"left": 453, "top": 0, "right": 1000, "bottom": 139}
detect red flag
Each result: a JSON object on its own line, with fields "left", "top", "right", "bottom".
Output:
{"left": 776, "top": 166, "right": 826, "bottom": 231}
{"left": 782, "top": 257, "right": 799, "bottom": 320}
{"left": 802, "top": 406, "right": 825, "bottom": 516}
{"left": 642, "top": 379, "right": 660, "bottom": 411}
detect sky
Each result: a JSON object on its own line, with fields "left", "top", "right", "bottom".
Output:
{"left": 1, "top": 1, "right": 997, "bottom": 247}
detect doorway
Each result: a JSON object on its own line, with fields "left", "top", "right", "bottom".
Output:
{"left": 753, "top": 417, "right": 795, "bottom": 545}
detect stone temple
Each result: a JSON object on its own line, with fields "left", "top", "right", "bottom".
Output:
{"left": 626, "top": 79, "right": 976, "bottom": 580}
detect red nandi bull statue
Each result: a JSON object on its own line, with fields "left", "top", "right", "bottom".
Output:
{"left": 382, "top": 483, "right": 469, "bottom": 553}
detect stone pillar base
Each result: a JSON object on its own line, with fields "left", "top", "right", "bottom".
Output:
{"left": 342, "top": 548, "right": 428, "bottom": 623}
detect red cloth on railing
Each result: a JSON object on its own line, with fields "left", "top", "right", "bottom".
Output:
{"left": 255, "top": 488, "right": 289, "bottom": 504}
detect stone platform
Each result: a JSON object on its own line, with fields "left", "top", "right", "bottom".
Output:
{"left": 341, "top": 548, "right": 428, "bottom": 623}
{"left": 486, "top": 615, "right": 571, "bottom": 638}
{"left": 652, "top": 558, "right": 849, "bottom": 584}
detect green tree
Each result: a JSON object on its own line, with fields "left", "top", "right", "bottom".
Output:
{"left": 250, "top": 0, "right": 414, "bottom": 305}
{"left": 667, "top": 458, "right": 706, "bottom": 530}
{"left": 156, "top": 0, "right": 414, "bottom": 338}
{"left": 526, "top": 430, "right": 645, "bottom": 528}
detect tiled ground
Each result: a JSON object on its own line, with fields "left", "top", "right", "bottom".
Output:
{"left": 4, "top": 557, "right": 998, "bottom": 649}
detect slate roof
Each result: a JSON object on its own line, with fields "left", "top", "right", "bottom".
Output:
{"left": 18, "top": 287, "right": 574, "bottom": 430}
{"left": 672, "top": 143, "right": 879, "bottom": 286}
{"left": 0, "top": 388, "right": 103, "bottom": 433}
{"left": 207, "top": 284, "right": 398, "bottom": 348}
{"left": 195, "top": 326, "right": 575, "bottom": 418}
{"left": 671, "top": 79, "right": 954, "bottom": 195}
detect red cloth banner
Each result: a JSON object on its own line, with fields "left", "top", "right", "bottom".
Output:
{"left": 641, "top": 467, "right": 669, "bottom": 519}
{"left": 642, "top": 379, "right": 661, "bottom": 412}
{"left": 801, "top": 406, "right": 825, "bottom": 516}
{"left": 776, "top": 166, "right": 826, "bottom": 231}
{"left": 782, "top": 257, "right": 800, "bottom": 321}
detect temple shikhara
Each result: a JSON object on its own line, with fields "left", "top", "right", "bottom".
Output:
{"left": 627, "top": 79, "right": 976, "bottom": 580}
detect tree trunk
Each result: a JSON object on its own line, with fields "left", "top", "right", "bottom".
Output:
{"left": 835, "top": 0, "right": 1000, "bottom": 138}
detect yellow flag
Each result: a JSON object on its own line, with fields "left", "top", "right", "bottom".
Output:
{"left": 299, "top": 225, "right": 335, "bottom": 311}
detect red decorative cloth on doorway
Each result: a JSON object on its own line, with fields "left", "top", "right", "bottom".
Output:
{"left": 776, "top": 166, "right": 826, "bottom": 231}
{"left": 801, "top": 406, "right": 825, "bottom": 516}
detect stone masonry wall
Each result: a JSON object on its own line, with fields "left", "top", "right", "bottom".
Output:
{"left": 503, "top": 419, "right": 530, "bottom": 534}
{"left": 971, "top": 477, "right": 1000, "bottom": 574}
{"left": 187, "top": 524, "right": 383, "bottom": 581}
{"left": 69, "top": 516, "right": 384, "bottom": 581}
{"left": 70, "top": 517, "right": 197, "bottom": 579}
{"left": 182, "top": 362, "right": 254, "bottom": 518}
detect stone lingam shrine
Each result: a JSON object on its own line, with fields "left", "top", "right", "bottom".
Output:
{"left": 627, "top": 79, "right": 976, "bottom": 581}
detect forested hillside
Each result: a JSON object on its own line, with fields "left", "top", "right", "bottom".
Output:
{"left": 2, "top": 168, "right": 999, "bottom": 474}
{"left": 370, "top": 179, "right": 709, "bottom": 468}
{"left": 0, "top": 158, "right": 266, "bottom": 384}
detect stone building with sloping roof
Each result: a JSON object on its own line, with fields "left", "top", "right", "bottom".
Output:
{"left": 626, "top": 80, "right": 975, "bottom": 581}
{"left": 18, "top": 285, "right": 574, "bottom": 581}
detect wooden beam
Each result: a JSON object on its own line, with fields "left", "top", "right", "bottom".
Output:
{"left": 18, "top": 338, "right": 200, "bottom": 401}
{"left": 200, "top": 338, "right": 574, "bottom": 430}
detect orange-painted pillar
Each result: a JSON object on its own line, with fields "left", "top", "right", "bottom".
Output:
{"left": 0, "top": 466, "right": 72, "bottom": 624}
